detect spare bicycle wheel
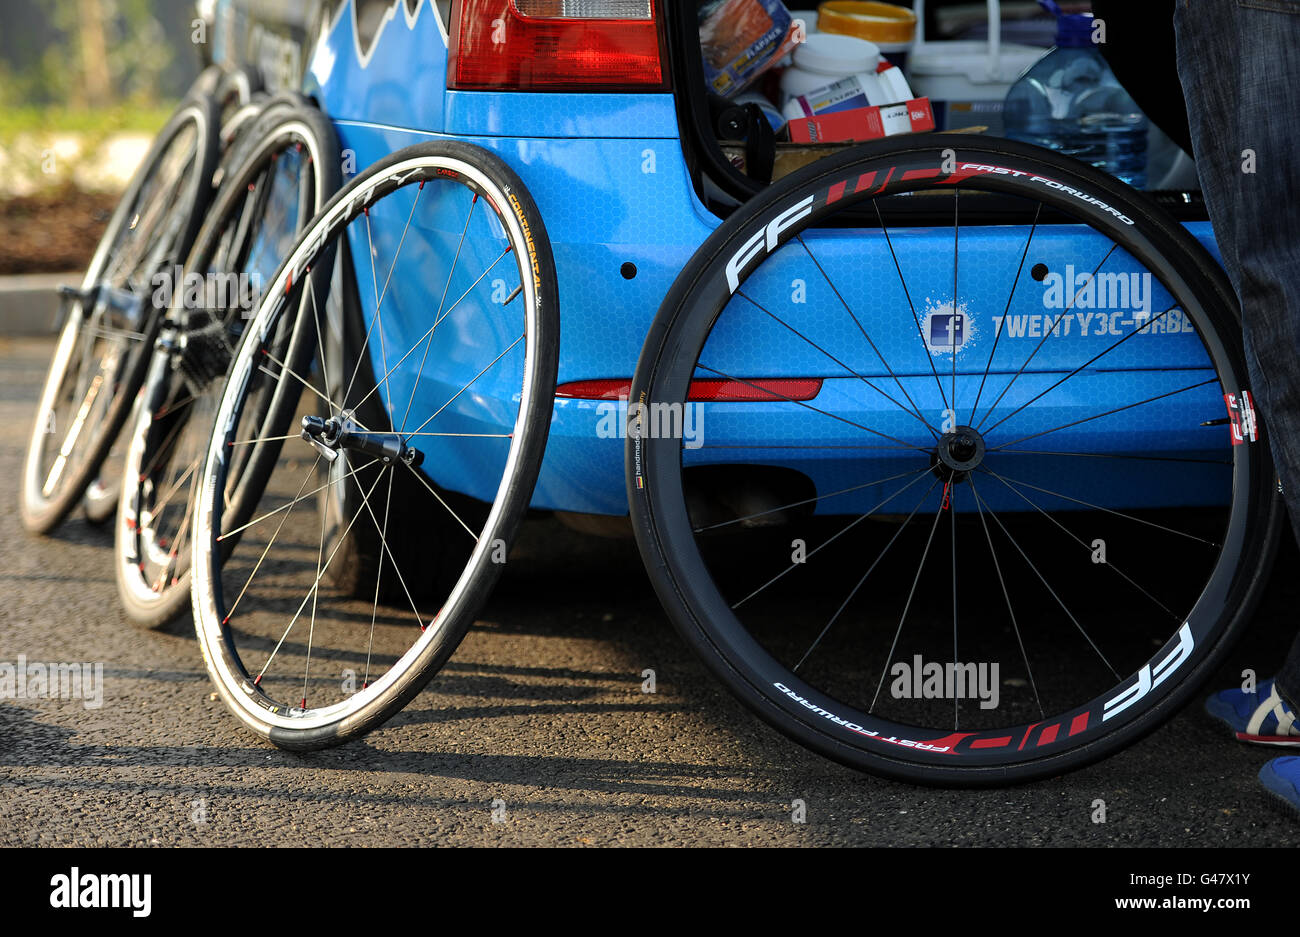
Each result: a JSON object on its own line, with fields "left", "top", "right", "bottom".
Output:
{"left": 191, "top": 141, "right": 558, "bottom": 749}
{"left": 628, "top": 134, "right": 1281, "bottom": 785}
{"left": 114, "top": 102, "right": 340, "bottom": 629}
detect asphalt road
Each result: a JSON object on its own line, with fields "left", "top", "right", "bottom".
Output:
{"left": 1, "top": 335, "right": 1296, "bottom": 848}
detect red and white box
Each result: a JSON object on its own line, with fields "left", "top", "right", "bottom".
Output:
{"left": 787, "top": 97, "right": 936, "bottom": 144}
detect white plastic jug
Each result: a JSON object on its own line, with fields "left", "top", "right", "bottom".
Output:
{"left": 906, "top": 0, "right": 1046, "bottom": 133}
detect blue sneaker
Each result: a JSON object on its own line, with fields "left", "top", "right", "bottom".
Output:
{"left": 1204, "top": 678, "right": 1300, "bottom": 746}
{"left": 1259, "top": 757, "right": 1300, "bottom": 816}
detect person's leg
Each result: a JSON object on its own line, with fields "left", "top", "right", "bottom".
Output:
{"left": 1276, "top": 633, "right": 1300, "bottom": 713}
{"left": 1175, "top": 0, "right": 1300, "bottom": 718}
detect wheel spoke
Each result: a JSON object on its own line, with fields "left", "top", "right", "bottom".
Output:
{"left": 736, "top": 288, "right": 940, "bottom": 437}
{"left": 969, "top": 481, "right": 1119, "bottom": 679}
{"left": 221, "top": 455, "right": 322, "bottom": 625}
{"left": 405, "top": 334, "right": 525, "bottom": 438}
{"left": 695, "top": 467, "right": 924, "bottom": 533}
{"left": 975, "top": 244, "right": 1117, "bottom": 431}
{"left": 302, "top": 457, "right": 333, "bottom": 708}
{"left": 872, "top": 200, "right": 950, "bottom": 412}
{"left": 258, "top": 348, "right": 362, "bottom": 429}
{"left": 145, "top": 456, "right": 201, "bottom": 520}
{"left": 968, "top": 203, "right": 1040, "bottom": 426}
{"left": 694, "top": 363, "right": 932, "bottom": 455}
{"left": 399, "top": 192, "right": 478, "bottom": 433}
{"left": 980, "top": 467, "right": 1180, "bottom": 620}
{"left": 364, "top": 470, "right": 397, "bottom": 690}
{"left": 732, "top": 468, "right": 932, "bottom": 609}
{"left": 353, "top": 461, "right": 430, "bottom": 633}
{"left": 340, "top": 184, "right": 424, "bottom": 412}
{"left": 307, "top": 262, "right": 337, "bottom": 420}
{"left": 870, "top": 495, "right": 947, "bottom": 712}
{"left": 335, "top": 249, "right": 514, "bottom": 423}
{"left": 979, "top": 469, "right": 1220, "bottom": 546}
{"left": 992, "top": 448, "right": 1231, "bottom": 466}
{"left": 798, "top": 235, "right": 938, "bottom": 439}
{"left": 969, "top": 475, "right": 1043, "bottom": 718}
{"left": 793, "top": 476, "right": 940, "bottom": 672}
{"left": 255, "top": 466, "right": 386, "bottom": 688}
{"left": 950, "top": 188, "right": 959, "bottom": 417}
{"left": 44, "top": 371, "right": 106, "bottom": 496}
{"left": 982, "top": 303, "right": 1180, "bottom": 436}
{"left": 227, "top": 434, "right": 298, "bottom": 446}
{"left": 216, "top": 456, "right": 379, "bottom": 543}
{"left": 398, "top": 459, "right": 480, "bottom": 542}
{"left": 989, "top": 377, "right": 1219, "bottom": 451}
{"left": 949, "top": 481, "right": 958, "bottom": 730}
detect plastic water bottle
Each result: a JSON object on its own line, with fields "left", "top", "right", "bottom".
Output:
{"left": 1002, "top": 0, "right": 1148, "bottom": 188}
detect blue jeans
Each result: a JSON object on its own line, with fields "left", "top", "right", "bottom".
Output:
{"left": 1174, "top": 0, "right": 1300, "bottom": 712}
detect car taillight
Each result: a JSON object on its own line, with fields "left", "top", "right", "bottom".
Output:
{"left": 448, "top": 0, "right": 668, "bottom": 91}
{"left": 555, "top": 379, "right": 823, "bottom": 401}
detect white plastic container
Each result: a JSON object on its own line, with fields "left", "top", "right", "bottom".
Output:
{"left": 906, "top": 0, "right": 1046, "bottom": 133}
{"left": 779, "top": 32, "right": 880, "bottom": 105}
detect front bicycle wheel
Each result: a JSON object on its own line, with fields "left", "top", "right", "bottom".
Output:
{"left": 628, "top": 135, "right": 1281, "bottom": 785}
{"left": 20, "top": 94, "right": 219, "bottom": 533}
{"left": 191, "top": 141, "right": 558, "bottom": 749}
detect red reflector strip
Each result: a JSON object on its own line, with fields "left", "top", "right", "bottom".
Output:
{"left": 554, "top": 379, "right": 632, "bottom": 399}
{"left": 686, "top": 378, "right": 822, "bottom": 402}
{"left": 555, "top": 378, "right": 823, "bottom": 402}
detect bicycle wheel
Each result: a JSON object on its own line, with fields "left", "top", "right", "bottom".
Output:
{"left": 114, "top": 102, "right": 341, "bottom": 629}
{"left": 20, "top": 94, "right": 220, "bottom": 534}
{"left": 83, "top": 85, "right": 277, "bottom": 528}
{"left": 191, "top": 141, "right": 558, "bottom": 749}
{"left": 628, "top": 134, "right": 1281, "bottom": 785}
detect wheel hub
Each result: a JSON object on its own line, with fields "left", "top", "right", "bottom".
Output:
{"left": 932, "top": 425, "right": 985, "bottom": 480}
{"left": 300, "top": 414, "right": 424, "bottom": 468}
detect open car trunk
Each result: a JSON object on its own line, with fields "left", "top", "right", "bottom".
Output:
{"left": 663, "top": 2, "right": 1210, "bottom": 224}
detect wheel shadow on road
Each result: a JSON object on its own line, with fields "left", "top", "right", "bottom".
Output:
{"left": 0, "top": 701, "right": 832, "bottom": 817}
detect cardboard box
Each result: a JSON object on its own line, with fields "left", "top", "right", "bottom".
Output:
{"left": 787, "top": 97, "right": 936, "bottom": 144}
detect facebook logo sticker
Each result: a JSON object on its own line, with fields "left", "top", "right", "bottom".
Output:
{"left": 929, "top": 312, "right": 965, "bottom": 350}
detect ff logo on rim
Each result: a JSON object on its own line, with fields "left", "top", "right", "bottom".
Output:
{"left": 725, "top": 195, "right": 816, "bottom": 294}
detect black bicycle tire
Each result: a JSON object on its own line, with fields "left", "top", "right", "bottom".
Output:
{"left": 627, "top": 133, "right": 1282, "bottom": 786}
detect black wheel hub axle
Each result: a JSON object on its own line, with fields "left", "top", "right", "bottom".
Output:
{"left": 300, "top": 414, "right": 424, "bottom": 468}
{"left": 931, "top": 425, "right": 985, "bottom": 481}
